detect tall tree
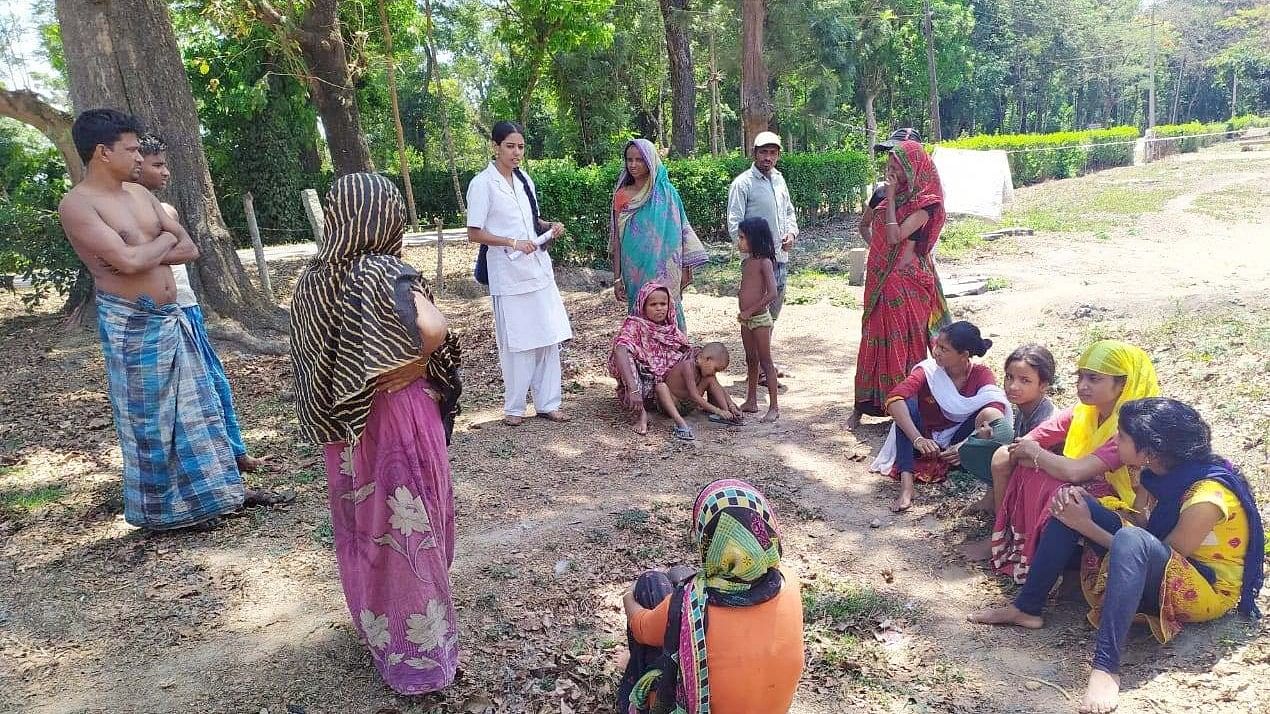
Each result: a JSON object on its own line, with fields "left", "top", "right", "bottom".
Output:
{"left": 493, "top": 0, "right": 615, "bottom": 127}
{"left": 658, "top": 0, "right": 696, "bottom": 155}
{"left": 254, "top": 0, "right": 375, "bottom": 176}
{"left": 740, "top": 0, "right": 772, "bottom": 147}
{"left": 53, "top": 0, "right": 283, "bottom": 329}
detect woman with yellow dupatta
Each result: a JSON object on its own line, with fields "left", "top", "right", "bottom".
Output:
{"left": 980, "top": 341, "right": 1160, "bottom": 583}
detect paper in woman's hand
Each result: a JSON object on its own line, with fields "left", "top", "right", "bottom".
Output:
{"left": 507, "top": 229, "right": 555, "bottom": 261}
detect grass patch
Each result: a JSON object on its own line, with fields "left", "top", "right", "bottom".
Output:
{"left": 938, "top": 218, "right": 990, "bottom": 259}
{"left": 785, "top": 269, "right": 859, "bottom": 308}
{"left": 292, "top": 467, "right": 323, "bottom": 485}
{"left": 692, "top": 254, "right": 742, "bottom": 297}
{"left": 486, "top": 437, "right": 517, "bottom": 459}
{"left": 1, "top": 484, "right": 66, "bottom": 512}
{"left": 803, "top": 580, "right": 912, "bottom": 627}
{"left": 311, "top": 517, "right": 334, "bottom": 548}
{"left": 1189, "top": 182, "right": 1266, "bottom": 222}
{"left": 1088, "top": 186, "right": 1180, "bottom": 214}
{"left": 615, "top": 508, "right": 651, "bottom": 531}
{"left": 984, "top": 276, "right": 1010, "bottom": 291}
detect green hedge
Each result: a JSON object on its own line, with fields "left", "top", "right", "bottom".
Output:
{"left": 1230, "top": 114, "right": 1270, "bottom": 131}
{"left": 1151, "top": 121, "right": 1230, "bottom": 153}
{"left": 373, "top": 150, "right": 871, "bottom": 266}
{"left": 941, "top": 127, "right": 1141, "bottom": 187}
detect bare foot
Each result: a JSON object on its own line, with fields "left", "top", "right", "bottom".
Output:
{"left": 960, "top": 491, "right": 994, "bottom": 516}
{"left": 632, "top": 410, "right": 649, "bottom": 436}
{"left": 236, "top": 454, "right": 268, "bottom": 473}
{"left": 503, "top": 415, "right": 524, "bottom": 427}
{"left": 760, "top": 408, "right": 780, "bottom": 423}
{"left": 966, "top": 604, "right": 1044, "bottom": 629}
{"left": 243, "top": 488, "right": 295, "bottom": 508}
{"left": 739, "top": 400, "right": 760, "bottom": 413}
{"left": 959, "top": 538, "right": 993, "bottom": 561}
{"left": 536, "top": 410, "right": 571, "bottom": 423}
{"left": 890, "top": 472, "right": 915, "bottom": 512}
{"left": 1078, "top": 670, "right": 1120, "bottom": 714}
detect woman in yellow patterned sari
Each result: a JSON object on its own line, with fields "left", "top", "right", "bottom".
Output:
{"left": 971, "top": 398, "right": 1263, "bottom": 714}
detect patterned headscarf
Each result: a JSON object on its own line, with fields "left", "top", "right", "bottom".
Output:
{"left": 1067, "top": 340, "right": 1159, "bottom": 510}
{"left": 290, "top": 173, "right": 462, "bottom": 445}
{"left": 876, "top": 139, "right": 946, "bottom": 256}
{"left": 609, "top": 282, "right": 692, "bottom": 383}
{"left": 630, "top": 479, "right": 784, "bottom": 714}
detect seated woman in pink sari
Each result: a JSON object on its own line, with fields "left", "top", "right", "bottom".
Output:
{"left": 970, "top": 341, "right": 1159, "bottom": 582}
{"left": 290, "top": 173, "right": 463, "bottom": 695}
{"left": 609, "top": 282, "right": 692, "bottom": 435}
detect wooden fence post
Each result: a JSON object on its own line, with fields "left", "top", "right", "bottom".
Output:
{"left": 434, "top": 218, "right": 445, "bottom": 292}
{"left": 301, "top": 188, "right": 325, "bottom": 247}
{"left": 243, "top": 192, "right": 275, "bottom": 303}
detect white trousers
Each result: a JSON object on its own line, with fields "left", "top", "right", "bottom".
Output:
{"left": 498, "top": 342, "right": 562, "bottom": 416}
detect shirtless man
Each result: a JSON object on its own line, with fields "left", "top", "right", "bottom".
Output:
{"left": 135, "top": 133, "right": 267, "bottom": 474}
{"left": 59, "top": 109, "right": 246, "bottom": 530}
{"left": 655, "top": 342, "right": 744, "bottom": 441}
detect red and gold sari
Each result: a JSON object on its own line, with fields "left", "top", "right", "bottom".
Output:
{"left": 853, "top": 140, "right": 950, "bottom": 415}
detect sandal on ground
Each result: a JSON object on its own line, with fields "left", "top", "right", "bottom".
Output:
{"left": 535, "top": 410, "right": 572, "bottom": 423}
{"left": 708, "top": 413, "right": 742, "bottom": 425}
{"left": 503, "top": 415, "right": 524, "bottom": 427}
{"left": 672, "top": 426, "right": 695, "bottom": 441}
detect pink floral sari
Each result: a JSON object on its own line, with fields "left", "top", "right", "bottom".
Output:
{"left": 323, "top": 380, "right": 458, "bottom": 694}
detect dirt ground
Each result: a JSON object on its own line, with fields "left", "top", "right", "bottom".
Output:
{"left": 2, "top": 144, "right": 1269, "bottom": 714}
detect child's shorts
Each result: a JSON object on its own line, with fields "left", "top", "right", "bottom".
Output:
{"left": 739, "top": 309, "right": 774, "bottom": 331}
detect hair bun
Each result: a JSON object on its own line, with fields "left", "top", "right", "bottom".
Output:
{"left": 979, "top": 338, "right": 993, "bottom": 356}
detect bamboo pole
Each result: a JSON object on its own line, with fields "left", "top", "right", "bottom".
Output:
{"left": 243, "top": 192, "right": 274, "bottom": 303}
{"left": 377, "top": 0, "right": 419, "bottom": 231}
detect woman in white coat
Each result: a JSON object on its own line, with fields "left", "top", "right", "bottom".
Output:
{"left": 466, "top": 121, "right": 573, "bottom": 426}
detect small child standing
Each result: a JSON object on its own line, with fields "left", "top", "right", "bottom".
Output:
{"left": 736, "top": 217, "right": 780, "bottom": 423}
{"left": 656, "top": 343, "right": 744, "bottom": 440}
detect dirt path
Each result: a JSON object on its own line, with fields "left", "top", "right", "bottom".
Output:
{"left": 3, "top": 145, "right": 1268, "bottom": 714}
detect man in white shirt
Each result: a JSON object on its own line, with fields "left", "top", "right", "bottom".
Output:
{"left": 136, "top": 134, "right": 268, "bottom": 475}
{"left": 727, "top": 131, "right": 799, "bottom": 381}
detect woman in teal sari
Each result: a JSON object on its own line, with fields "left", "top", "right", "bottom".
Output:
{"left": 611, "top": 138, "right": 708, "bottom": 332}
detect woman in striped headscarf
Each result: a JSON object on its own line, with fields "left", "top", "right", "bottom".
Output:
{"left": 290, "top": 173, "right": 463, "bottom": 695}
{"left": 618, "top": 479, "right": 804, "bottom": 713}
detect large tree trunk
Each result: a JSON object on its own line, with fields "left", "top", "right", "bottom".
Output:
{"left": 258, "top": 0, "right": 373, "bottom": 176}
{"left": 54, "top": 0, "right": 286, "bottom": 330}
{"left": 740, "top": 0, "right": 772, "bottom": 150}
{"left": 864, "top": 90, "right": 878, "bottom": 157}
{"left": 659, "top": 0, "right": 696, "bottom": 156}
{"left": 0, "top": 88, "right": 84, "bottom": 184}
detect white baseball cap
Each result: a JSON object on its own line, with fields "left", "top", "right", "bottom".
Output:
{"left": 752, "top": 131, "right": 782, "bottom": 150}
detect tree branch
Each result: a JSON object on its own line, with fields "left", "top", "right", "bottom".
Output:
{"left": 0, "top": 87, "right": 84, "bottom": 184}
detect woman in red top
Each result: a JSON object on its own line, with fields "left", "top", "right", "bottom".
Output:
{"left": 872, "top": 321, "right": 1010, "bottom": 512}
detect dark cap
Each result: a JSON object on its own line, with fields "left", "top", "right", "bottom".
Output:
{"left": 873, "top": 127, "right": 922, "bottom": 152}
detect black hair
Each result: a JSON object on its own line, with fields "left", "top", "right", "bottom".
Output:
{"left": 1119, "top": 398, "right": 1215, "bottom": 471}
{"left": 1004, "top": 343, "right": 1056, "bottom": 385}
{"left": 71, "top": 109, "right": 145, "bottom": 165}
{"left": 139, "top": 133, "right": 166, "bottom": 157}
{"left": 738, "top": 217, "right": 776, "bottom": 261}
{"left": 939, "top": 320, "right": 992, "bottom": 358}
{"left": 868, "top": 184, "right": 887, "bottom": 209}
{"left": 489, "top": 120, "right": 538, "bottom": 227}
{"left": 491, "top": 120, "right": 526, "bottom": 144}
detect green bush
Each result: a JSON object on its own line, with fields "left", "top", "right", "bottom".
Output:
{"left": 941, "top": 127, "right": 1140, "bottom": 187}
{"left": 1152, "top": 121, "right": 1231, "bottom": 153}
{"left": 0, "top": 199, "right": 81, "bottom": 308}
{"left": 1229, "top": 114, "right": 1270, "bottom": 131}
{"left": 375, "top": 150, "right": 870, "bottom": 267}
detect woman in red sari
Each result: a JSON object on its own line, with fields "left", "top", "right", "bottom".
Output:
{"left": 849, "top": 139, "right": 950, "bottom": 428}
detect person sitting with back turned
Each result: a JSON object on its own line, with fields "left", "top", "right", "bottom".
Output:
{"left": 58, "top": 109, "right": 244, "bottom": 530}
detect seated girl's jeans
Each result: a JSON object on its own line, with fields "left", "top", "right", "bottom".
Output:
{"left": 893, "top": 397, "right": 987, "bottom": 473}
{"left": 1013, "top": 495, "right": 1169, "bottom": 674}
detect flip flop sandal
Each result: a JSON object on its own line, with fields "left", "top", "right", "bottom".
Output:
{"left": 672, "top": 426, "right": 695, "bottom": 441}
{"left": 708, "top": 414, "right": 741, "bottom": 425}
{"left": 535, "top": 411, "right": 572, "bottom": 423}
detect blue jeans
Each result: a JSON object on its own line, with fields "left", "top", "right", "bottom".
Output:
{"left": 1014, "top": 496, "right": 1169, "bottom": 674}
{"left": 893, "top": 397, "right": 983, "bottom": 474}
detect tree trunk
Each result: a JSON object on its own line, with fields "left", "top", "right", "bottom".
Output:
{"left": 54, "top": 0, "right": 285, "bottom": 330}
{"left": 659, "top": 0, "right": 696, "bottom": 156}
{"left": 1170, "top": 57, "right": 1186, "bottom": 125}
{"left": 377, "top": 0, "right": 418, "bottom": 231}
{"left": 864, "top": 90, "right": 878, "bottom": 158}
{"left": 921, "top": 0, "right": 941, "bottom": 141}
{"left": 422, "top": 0, "right": 465, "bottom": 215}
{"left": 517, "top": 42, "right": 548, "bottom": 128}
{"left": 740, "top": 0, "right": 772, "bottom": 150}
{"left": 258, "top": 0, "right": 373, "bottom": 176}
{"left": 0, "top": 88, "right": 84, "bottom": 184}
{"left": 708, "top": 32, "right": 722, "bottom": 155}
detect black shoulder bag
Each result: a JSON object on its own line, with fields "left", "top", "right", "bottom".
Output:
{"left": 474, "top": 167, "right": 541, "bottom": 285}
